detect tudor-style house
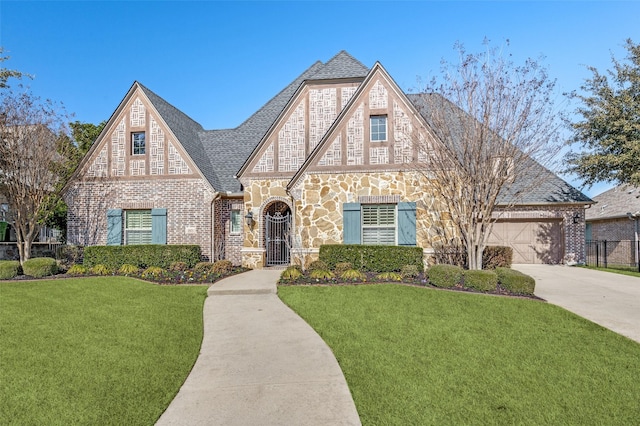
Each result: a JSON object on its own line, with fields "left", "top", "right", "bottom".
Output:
{"left": 64, "top": 51, "right": 591, "bottom": 267}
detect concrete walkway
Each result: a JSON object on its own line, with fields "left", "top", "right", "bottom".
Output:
{"left": 513, "top": 264, "right": 640, "bottom": 344}
{"left": 156, "top": 269, "right": 361, "bottom": 426}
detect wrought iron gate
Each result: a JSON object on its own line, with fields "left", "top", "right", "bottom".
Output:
{"left": 265, "top": 212, "right": 291, "bottom": 266}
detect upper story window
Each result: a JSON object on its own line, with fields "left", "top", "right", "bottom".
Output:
{"left": 370, "top": 115, "right": 387, "bottom": 142}
{"left": 132, "top": 132, "right": 146, "bottom": 155}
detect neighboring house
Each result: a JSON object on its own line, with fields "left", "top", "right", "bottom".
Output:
{"left": 585, "top": 185, "right": 640, "bottom": 267}
{"left": 64, "top": 51, "right": 591, "bottom": 267}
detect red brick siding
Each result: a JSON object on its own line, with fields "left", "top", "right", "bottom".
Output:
{"left": 213, "top": 198, "right": 244, "bottom": 265}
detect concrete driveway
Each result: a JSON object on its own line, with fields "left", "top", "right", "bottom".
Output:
{"left": 513, "top": 265, "right": 640, "bottom": 344}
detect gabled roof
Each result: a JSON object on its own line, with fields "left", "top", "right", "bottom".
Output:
{"left": 406, "top": 93, "right": 592, "bottom": 205}
{"left": 586, "top": 185, "right": 640, "bottom": 220}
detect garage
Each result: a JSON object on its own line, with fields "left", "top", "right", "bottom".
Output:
{"left": 487, "top": 220, "right": 564, "bottom": 264}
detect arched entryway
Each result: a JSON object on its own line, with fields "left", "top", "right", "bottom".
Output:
{"left": 263, "top": 201, "right": 292, "bottom": 266}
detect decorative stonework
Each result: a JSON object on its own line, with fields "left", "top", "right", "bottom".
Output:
{"left": 393, "top": 101, "right": 413, "bottom": 163}
{"left": 309, "top": 88, "right": 337, "bottom": 151}
{"left": 278, "top": 101, "right": 306, "bottom": 172}
{"left": 341, "top": 86, "right": 358, "bottom": 108}
{"left": 318, "top": 136, "right": 342, "bottom": 167}
{"left": 369, "top": 80, "right": 388, "bottom": 109}
{"left": 130, "top": 98, "right": 146, "bottom": 128}
{"left": 347, "top": 104, "right": 364, "bottom": 165}
{"left": 87, "top": 146, "right": 108, "bottom": 178}
{"left": 150, "top": 116, "right": 165, "bottom": 175}
{"left": 369, "top": 147, "right": 389, "bottom": 165}
{"left": 130, "top": 159, "right": 145, "bottom": 176}
{"left": 253, "top": 144, "right": 274, "bottom": 173}
{"left": 111, "top": 119, "right": 126, "bottom": 177}
{"left": 168, "top": 142, "right": 191, "bottom": 174}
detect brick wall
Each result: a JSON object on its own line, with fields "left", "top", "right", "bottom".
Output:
{"left": 213, "top": 198, "right": 244, "bottom": 265}
{"left": 588, "top": 218, "right": 636, "bottom": 241}
{"left": 65, "top": 178, "right": 216, "bottom": 260}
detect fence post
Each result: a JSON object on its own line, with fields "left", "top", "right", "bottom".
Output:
{"left": 603, "top": 240, "right": 607, "bottom": 268}
{"left": 595, "top": 241, "right": 599, "bottom": 268}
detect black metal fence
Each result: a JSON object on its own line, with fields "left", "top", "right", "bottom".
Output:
{"left": 585, "top": 240, "right": 640, "bottom": 272}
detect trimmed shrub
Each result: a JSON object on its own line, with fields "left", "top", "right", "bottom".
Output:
{"left": 0, "top": 260, "right": 21, "bottom": 280}
{"left": 340, "top": 269, "right": 366, "bottom": 281}
{"left": 67, "top": 264, "right": 88, "bottom": 276}
{"left": 307, "top": 260, "right": 329, "bottom": 272}
{"left": 334, "top": 262, "right": 353, "bottom": 275}
{"left": 90, "top": 264, "right": 110, "bottom": 276}
{"left": 483, "top": 246, "right": 513, "bottom": 269}
{"left": 211, "top": 260, "right": 233, "bottom": 274}
{"left": 428, "top": 264, "right": 463, "bottom": 288}
{"left": 23, "top": 257, "right": 58, "bottom": 278}
{"left": 319, "top": 244, "right": 423, "bottom": 273}
{"left": 464, "top": 270, "right": 498, "bottom": 292}
{"left": 496, "top": 267, "right": 536, "bottom": 295}
{"left": 83, "top": 245, "right": 201, "bottom": 270}
{"left": 280, "top": 265, "right": 303, "bottom": 281}
{"left": 141, "top": 266, "right": 164, "bottom": 279}
{"left": 118, "top": 264, "right": 139, "bottom": 275}
{"left": 169, "top": 261, "right": 188, "bottom": 272}
{"left": 56, "top": 245, "right": 84, "bottom": 269}
{"left": 400, "top": 264, "right": 420, "bottom": 279}
{"left": 194, "top": 262, "right": 213, "bottom": 273}
{"left": 376, "top": 271, "right": 403, "bottom": 282}
{"left": 309, "top": 269, "right": 335, "bottom": 280}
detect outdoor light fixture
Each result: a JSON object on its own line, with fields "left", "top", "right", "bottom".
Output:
{"left": 573, "top": 213, "right": 581, "bottom": 224}
{"left": 245, "top": 211, "right": 255, "bottom": 227}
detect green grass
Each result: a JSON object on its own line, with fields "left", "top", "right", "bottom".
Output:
{"left": 584, "top": 265, "right": 640, "bottom": 278}
{"left": 0, "top": 277, "right": 208, "bottom": 425}
{"left": 279, "top": 284, "right": 640, "bottom": 425}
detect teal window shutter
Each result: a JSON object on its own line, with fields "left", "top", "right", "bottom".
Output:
{"left": 397, "top": 202, "right": 417, "bottom": 246}
{"left": 106, "top": 209, "right": 123, "bottom": 246}
{"left": 343, "top": 202, "right": 361, "bottom": 244}
{"left": 151, "top": 208, "right": 167, "bottom": 245}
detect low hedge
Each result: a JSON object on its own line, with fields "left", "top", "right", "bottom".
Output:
{"left": 0, "top": 260, "right": 21, "bottom": 280}
{"left": 319, "top": 244, "right": 423, "bottom": 273}
{"left": 464, "top": 269, "right": 498, "bottom": 292}
{"left": 83, "top": 245, "right": 201, "bottom": 270}
{"left": 23, "top": 257, "right": 58, "bottom": 278}
{"left": 483, "top": 246, "right": 513, "bottom": 269}
{"left": 496, "top": 267, "right": 536, "bottom": 295}
{"left": 428, "top": 264, "right": 463, "bottom": 288}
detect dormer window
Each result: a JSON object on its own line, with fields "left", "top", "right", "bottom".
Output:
{"left": 370, "top": 115, "right": 387, "bottom": 142}
{"left": 132, "top": 132, "right": 146, "bottom": 155}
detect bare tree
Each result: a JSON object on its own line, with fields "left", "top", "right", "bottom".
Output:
{"left": 412, "top": 41, "right": 563, "bottom": 270}
{"left": 0, "top": 88, "right": 72, "bottom": 264}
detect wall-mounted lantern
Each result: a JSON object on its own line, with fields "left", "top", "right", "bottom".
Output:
{"left": 245, "top": 210, "right": 255, "bottom": 228}
{"left": 573, "top": 213, "right": 581, "bottom": 224}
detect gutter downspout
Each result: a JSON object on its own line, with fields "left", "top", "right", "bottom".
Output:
{"left": 210, "top": 192, "right": 221, "bottom": 261}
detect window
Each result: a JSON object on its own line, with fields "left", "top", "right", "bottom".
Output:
{"left": 0, "top": 204, "right": 8, "bottom": 221}
{"left": 370, "top": 115, "right": 387, "bottom": 142}
{"left": 132, "top": 132, "right": 146, "bottom": 155}
{"left": 125, "top": 210, "right": 152, "bottom": 245}
{"left": 230, "top": 209, "right": 242, "bottom": 233}
{"left": 362, "top": 204, "right": 396, "bottom": 245}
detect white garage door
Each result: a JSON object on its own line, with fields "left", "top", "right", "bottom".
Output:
{"left": 487, "top": 220, "right": 564, "bottom": 264}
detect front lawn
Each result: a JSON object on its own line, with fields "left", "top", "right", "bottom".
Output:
{"left": 279, "top": 284, "right": 640, "bottom": 425}
{"left": 585, "top": 265, "right": 640, "bottom": 278}
{"left": 0, "top": 277, "right": 208, "bottom": 425}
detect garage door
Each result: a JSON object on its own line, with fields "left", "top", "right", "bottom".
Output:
{"left": 487, "top": 220, "right": 564, "bottom": 264}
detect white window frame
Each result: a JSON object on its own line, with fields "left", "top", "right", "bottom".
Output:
{"left": 370, "top": 115, "right": 387, "bottom": 142}
{"left": 125, "top": 210, "right": 152, "bottom": 245}
{"left": 362, "top": 204, "right": 396, "bottom": 245}
{"left": 230, "top": 209, "right": 242, "bottom": 234}
{"left": 132, "top": 132, "right": 146, "bottom": 155}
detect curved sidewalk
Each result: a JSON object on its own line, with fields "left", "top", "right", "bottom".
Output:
{"left": 156, "top": 269, "right": 361, "bottom": 426}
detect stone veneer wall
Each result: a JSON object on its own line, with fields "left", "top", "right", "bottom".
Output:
{"left": 65, "top": 178, "right": 216, "bottom": 260}
{"left": 213, "top": 198, "right": 244, "bottom": 265}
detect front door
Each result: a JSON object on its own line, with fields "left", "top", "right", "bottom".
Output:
{"left": 264, "top": 202, "right": 291, "bottom": 266}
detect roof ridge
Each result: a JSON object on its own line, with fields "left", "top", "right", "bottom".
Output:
{"left": 137, "top": 82, "right": 204, "bottom": 130}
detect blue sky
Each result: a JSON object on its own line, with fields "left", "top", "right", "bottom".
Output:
{"left": 1, "top": 1, "right": 638, "bottom": 196}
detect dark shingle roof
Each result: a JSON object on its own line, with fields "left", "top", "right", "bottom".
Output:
{"left": 407, "top": 93, "right": 592, "bottom": 205}
{"left": 586, "top": 185, "right": 640, "bottom": 220}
